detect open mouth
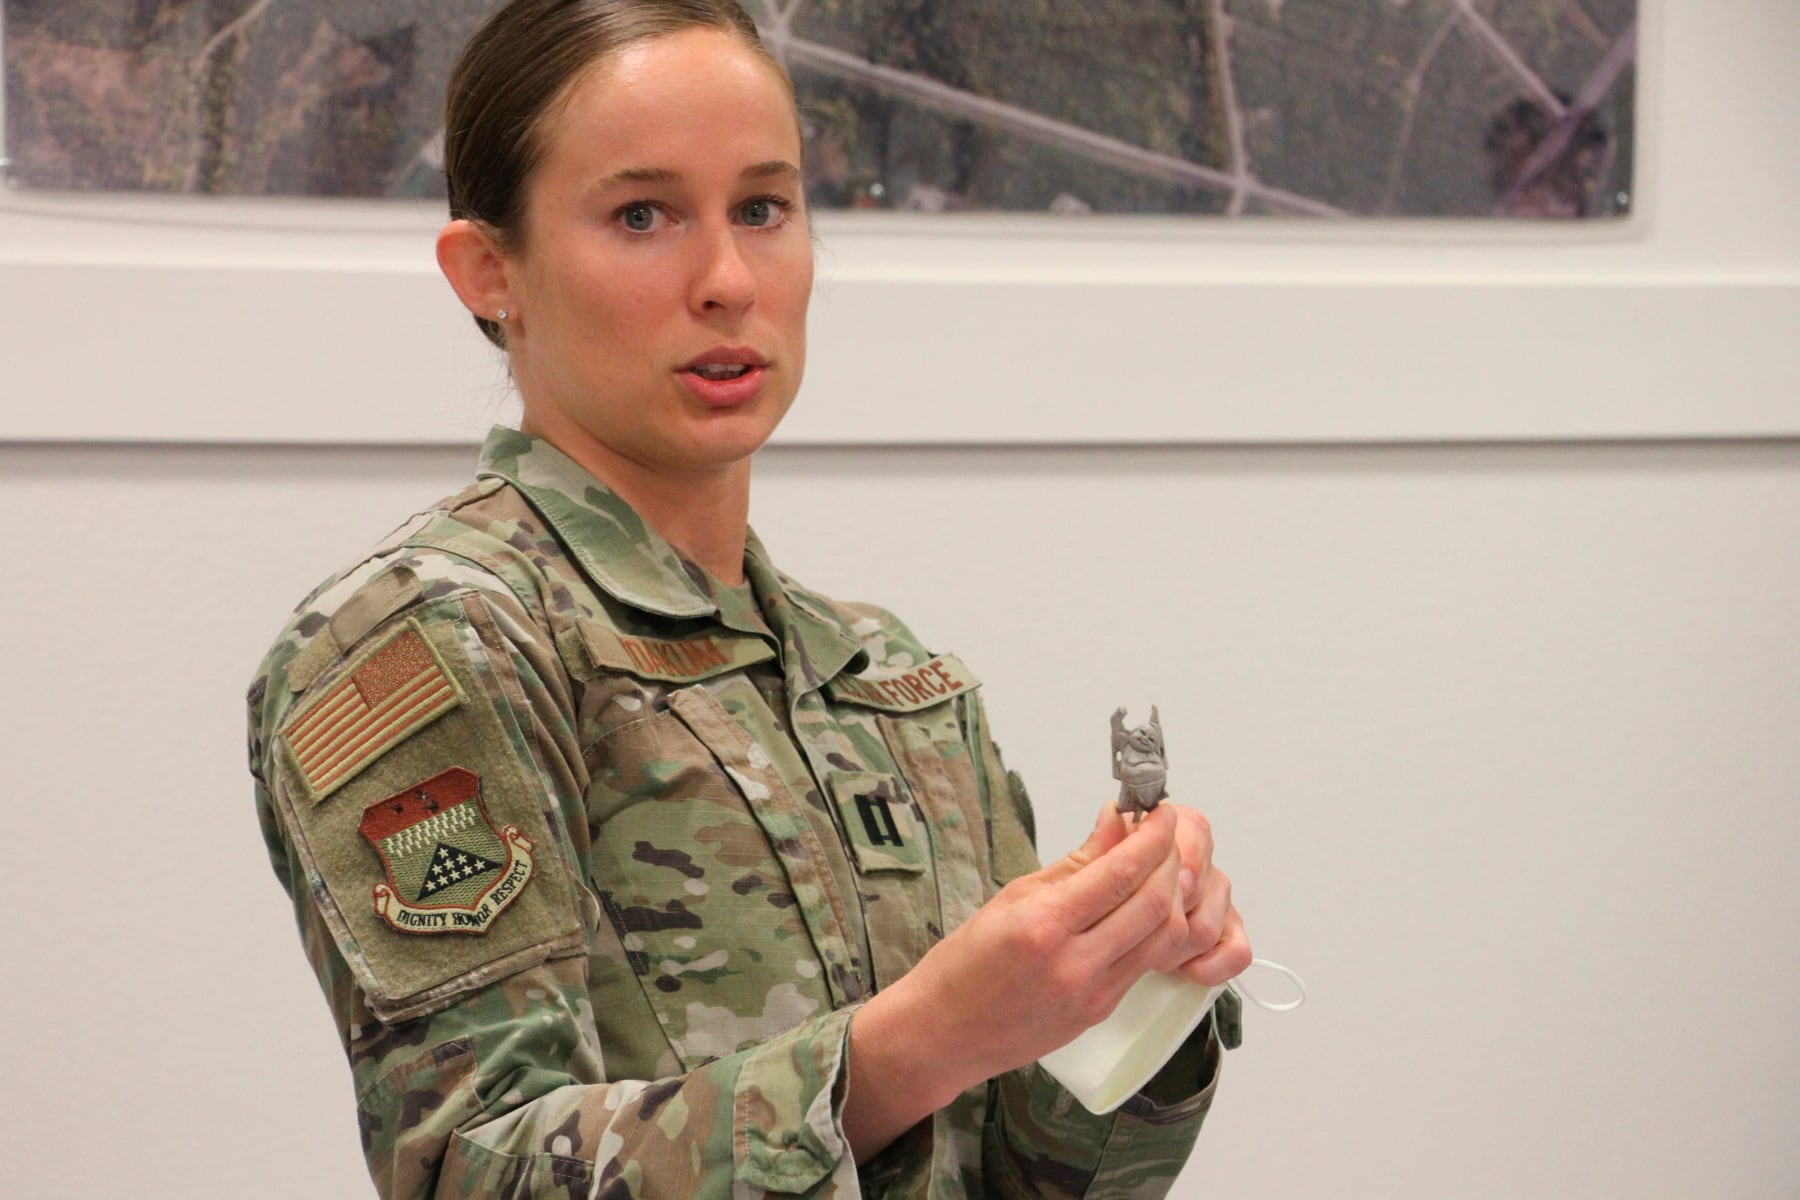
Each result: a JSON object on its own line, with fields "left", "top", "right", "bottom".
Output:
{"left": 687, "top": 363, "right": 755, "bottom": 381}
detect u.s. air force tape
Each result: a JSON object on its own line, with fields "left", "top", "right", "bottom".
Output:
{"left": 825, "top": 654, "right": 980, "bottom": 712}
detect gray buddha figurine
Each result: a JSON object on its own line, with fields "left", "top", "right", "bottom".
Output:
{"left": 1110, "top": 705, "right": 1168, "bottom": 822}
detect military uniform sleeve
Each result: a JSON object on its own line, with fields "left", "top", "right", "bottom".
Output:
{"left": 963, "top": 695, "right": 1236, "bottom": 1200}
{"left": 249, "top": 570, "right": 862, "bottom": 1199}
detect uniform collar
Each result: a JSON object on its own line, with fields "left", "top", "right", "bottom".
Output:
{"left": 477, "top": 427, "right": 868, "bottom": 689}
{"left": 744, "top": 531, "right": 871, "bottom": 693}
{"left": 476, "top": 425, "right": 714, "bottom": 619}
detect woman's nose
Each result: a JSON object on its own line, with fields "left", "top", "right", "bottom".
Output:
{"left": 690, "top": 224, "right": 757, "bottom": 314}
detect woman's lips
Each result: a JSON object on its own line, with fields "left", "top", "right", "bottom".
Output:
{"left": 677, "top": 362, "right": 768, "bottom": 408}
{"left": 679, "top": 348, "right": 769, "bottom": 408}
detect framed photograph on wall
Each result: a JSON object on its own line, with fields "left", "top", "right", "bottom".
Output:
{"left": 2, "top": 1, "right": 1794, "bottom": 447}
{"left": 4, "top": 0, "right": 1636, "bottom": 219}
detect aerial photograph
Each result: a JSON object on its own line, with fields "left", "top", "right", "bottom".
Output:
{"left": 4, "top": 0, "right": 1635, "bottom": 217}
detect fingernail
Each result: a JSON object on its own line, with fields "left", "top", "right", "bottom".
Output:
{"left": 1179, "top": 868, "right": 1197, "bottom": 899}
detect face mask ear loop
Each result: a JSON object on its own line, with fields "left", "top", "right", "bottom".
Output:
{"left": 1227, "top": 957, "right": 1307, "bottom": 1013}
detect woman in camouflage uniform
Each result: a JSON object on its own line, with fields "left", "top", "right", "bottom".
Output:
{"left": 248, "top": 3, "right": 1249, "bottom": 1196}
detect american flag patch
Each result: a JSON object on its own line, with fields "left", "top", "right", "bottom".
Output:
{"left": 282, "top": 622, "right": 462, "bottom": 801}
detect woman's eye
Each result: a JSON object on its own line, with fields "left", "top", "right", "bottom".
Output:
{"left": 619, "top": 202, "right": 658, "bottom": 232}
{"left": 740, "top": 198, "right": 785, "bottom": 228}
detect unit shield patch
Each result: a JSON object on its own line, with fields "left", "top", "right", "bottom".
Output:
{"left": 358, "top": 767, "right": 534, "bottom": 934}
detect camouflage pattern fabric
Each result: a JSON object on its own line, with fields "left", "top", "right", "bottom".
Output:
{"left": 247, "top": 426, "right": 1230, "bottom": 1198}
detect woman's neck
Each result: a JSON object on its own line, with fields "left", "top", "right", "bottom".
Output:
{"left": 519, "top": 414, "right": 751, "bottom": 585}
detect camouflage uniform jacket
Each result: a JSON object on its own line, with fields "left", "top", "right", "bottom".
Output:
{"left": 248, "top": 427, "right": 1226, "bottom": 1199}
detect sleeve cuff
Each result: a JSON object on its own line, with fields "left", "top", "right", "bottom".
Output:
{"left": 733, "top": 1005, "right": 859, "bottom": 1194}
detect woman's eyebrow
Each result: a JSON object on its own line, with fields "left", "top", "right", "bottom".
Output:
{"left": 742, "top": 160, "right": 802, "bottom": 182}
{"left": 593, "top": 166, "right": 681, "bottom": 190}
{"left": 592, "top": 161, "right": 801, "bottom": 191}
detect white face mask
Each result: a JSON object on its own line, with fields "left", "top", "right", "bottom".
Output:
{"left": 1038, "top": 958, "right": 1306, "bottom": 1115}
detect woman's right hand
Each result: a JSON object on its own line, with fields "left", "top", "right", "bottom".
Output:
{"left": 844, "top": 802, "right": 1199, "bottom": 1158}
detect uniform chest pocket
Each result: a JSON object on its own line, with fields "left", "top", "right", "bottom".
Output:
{"left": 876, "top": 707, "right": 995, "bottom": 933}
{"left": 585, "top": 684, "right": 860, "bottom": 1068}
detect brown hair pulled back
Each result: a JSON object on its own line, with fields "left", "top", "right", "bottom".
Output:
{"left": 445, "top": 0, "right": 785, "bottom": 348}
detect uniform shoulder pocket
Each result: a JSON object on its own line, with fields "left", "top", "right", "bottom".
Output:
{"left": 268, "top": 594, "right": 585, "bottom": 1023}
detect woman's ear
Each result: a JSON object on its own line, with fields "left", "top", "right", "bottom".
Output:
{"left": 436, "top": 219, "right": 514, "bottom": 323}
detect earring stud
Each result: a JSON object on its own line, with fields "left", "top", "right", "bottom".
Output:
{"left": 497, "top": 309, "right": 509, "bottom": 320}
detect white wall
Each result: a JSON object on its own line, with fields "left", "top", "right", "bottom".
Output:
{"left": 4, "top": 439, "right": 1798, "bottom": 1197}
{"left": 5, "top": 1, "right": 1799, "bottom": 1196}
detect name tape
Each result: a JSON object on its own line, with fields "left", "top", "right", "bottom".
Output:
{"left": 579, "top": 622, "right": 776, "bottom": 683}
